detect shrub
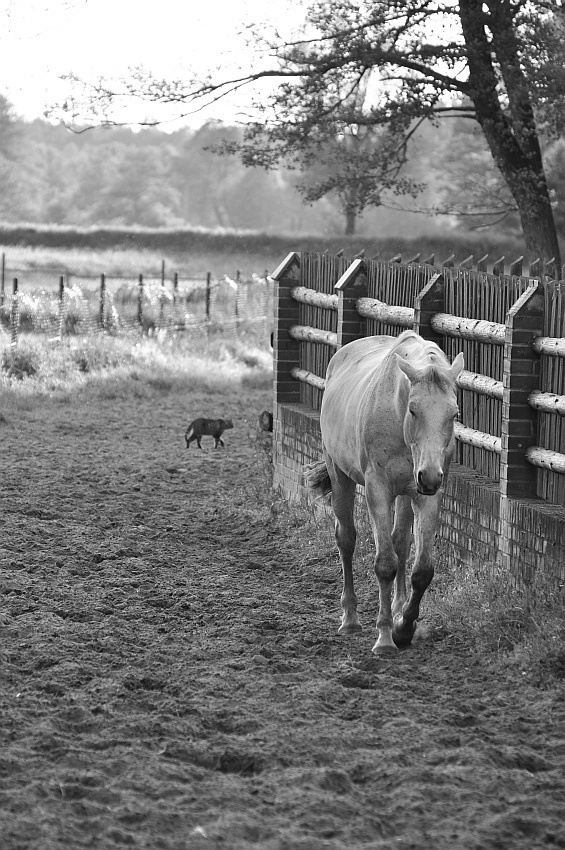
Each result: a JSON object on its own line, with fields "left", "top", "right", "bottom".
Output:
{"left": 2, "top": 345, "right": 39, "bottom": 378}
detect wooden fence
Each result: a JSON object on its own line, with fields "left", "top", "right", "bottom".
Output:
{"left": 271, "top": 250, "right": 565, "bottom": 603}
{"left": 1, "top": 267, "right": 273, "bottom": 345}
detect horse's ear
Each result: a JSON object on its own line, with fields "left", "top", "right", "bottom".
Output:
{"left": 450, "top": 352, "right": 465, "bottom": 380}
{"left": 395, "top": 354, "right": 422, "bottom": 383}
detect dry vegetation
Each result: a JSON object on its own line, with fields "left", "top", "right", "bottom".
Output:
{"left": 2, "top": 244, "right": 278, "bottom": 280}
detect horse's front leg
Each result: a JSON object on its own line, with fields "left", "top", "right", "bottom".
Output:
{"left": 392, "top": 493, "right": 440, "bottom": 647}
{"left": 365, "top": 476, "right": 398, "bottom": 655}
{"left": 327, "top": 458, "right": 361, "bottom": 634}
{"left": 391, "top": 495, "right": 414, "bottom": 620}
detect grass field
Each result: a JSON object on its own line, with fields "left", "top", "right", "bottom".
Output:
{"left": 1, "top": 244, "right": 277, "bottom": 281}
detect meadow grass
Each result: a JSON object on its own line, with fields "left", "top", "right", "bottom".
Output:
{"left": 1, "top": 244, "right": 281, "bottom": 280}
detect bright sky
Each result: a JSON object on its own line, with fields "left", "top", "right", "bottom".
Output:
{"left": 0, "top": 0, "right": 305, "bottom": 127}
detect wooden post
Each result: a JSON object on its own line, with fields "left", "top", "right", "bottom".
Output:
{"left": 271, "top": 252, "right": 301, "bottom": 404}
{"left": 159, "top": 260, "right": 166, "bottom": 328}
{"left": 173, "top": 272, "right": 178, "bottom": 307}
{"left": 413, "top": 272, "right": 446, "bottom": 346}
{"left": 58, "top": 275, "right": 65, "bottom": 340}
{"left": 1, "top": 252, "right": 5, "bottom": 308}
{"left": 10, "top": 277, "right": 19, "bottom": 346}
{"left": 544, "top": 258, "right": 557, "bottom": 280}
{"left": 205, "top": 272, "right": 212, "bottom": 336}
{"left": 492, "top": 257, "right": 505, "bottom": 277}
{"left": 137, "top": 274, "right": 144, "bottom": 327}
{"left": 500, "top": 283, "right": 544, "bottom": 499}
{"left": 509, "top": 256, "right": 524, "bottom": 277}
{"left": 99, "top": 273, "right": 106, "bottom": 329}
{"left": 477, "top": 254, "right": 489, "bottom": 272}
{"left": 334, "top": 258, "right": 367, "bottom": 348}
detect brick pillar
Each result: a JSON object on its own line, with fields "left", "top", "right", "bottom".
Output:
{"left": 413, "top": 272, "right": 445, "bottom": 346}
{"left": 500, "top": 282, "right": 544, "bottom": 499}
{"left": 335, "top": 258, "right": 367, "bottom": 347}
{"left": 271, "top": 251, "right": 301, "bottom": 404}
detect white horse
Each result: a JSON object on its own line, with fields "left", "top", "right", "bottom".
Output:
{"left": 305, "top": 330, "right": 464, "bottom": 655}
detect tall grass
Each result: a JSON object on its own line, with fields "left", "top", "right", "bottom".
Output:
{"left": 0, "top": 331, "right": 273, "bottom": 397}
{"left": 1, "top": 244, "right": 278, "bottom": 280}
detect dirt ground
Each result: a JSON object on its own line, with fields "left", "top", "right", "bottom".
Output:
{"left": 1, "top": 376, "right": 564, "bottom": 850}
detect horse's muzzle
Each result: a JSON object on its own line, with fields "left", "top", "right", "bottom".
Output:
{"left": 416, "top": 470, "right": 443, "bottom": 496}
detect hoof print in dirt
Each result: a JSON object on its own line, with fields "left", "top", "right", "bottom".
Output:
{"left": 215, "top": 750, "right": 264, "bottom": 776}
{"left": 337, "top": 672, "right": 375, "bottom": 690}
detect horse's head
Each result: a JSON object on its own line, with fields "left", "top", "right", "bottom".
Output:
{"left": 396, "top": 350, "right": 464, "bottom": 496}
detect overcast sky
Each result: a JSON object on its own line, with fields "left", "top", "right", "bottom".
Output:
{"left": 0, "top": 0, "right": 304, "bottom": 126}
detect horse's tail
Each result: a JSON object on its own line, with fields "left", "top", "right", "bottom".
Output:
{"left": 303, "top": 459, "right": 332, "bottom": 500}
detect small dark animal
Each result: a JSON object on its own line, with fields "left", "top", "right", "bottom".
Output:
{"left": 185, "top": 417, "right": 234, "bottom": 449}
{"left": 258, "top": 410, "right": 273, "bottom": 432}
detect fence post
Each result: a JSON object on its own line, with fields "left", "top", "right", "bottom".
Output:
{"left": 413, "top": 272, "right": 446, "bottom": 346}
{"left": 500, "top": 282, "right": 544, "bottom": 499}
{"left": 1, "top": 252, "right": 5, "bottom": 308}
{"left": 99, "top": 274, "right": 106, "bottom": 329}
{"left": 137, "top": 274, "right": 144, "bottom": 327}
{"left": 205, "top": 272, "right": 212, "bottom": 337}
{"left": 271, "top": 252, "right": 301, "bottom": 404}
{"left": 334, "top": 258, "right": 367, "bottom": 347}
{"left": 10, "top": 278, "right": 19, "bottom": 346}
{"left": 58, "top": 275, "right": 65, "bottom": 341}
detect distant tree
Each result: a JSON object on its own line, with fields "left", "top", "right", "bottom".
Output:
{"left": 283, "top": 122, "right": 422, "bottom": 236}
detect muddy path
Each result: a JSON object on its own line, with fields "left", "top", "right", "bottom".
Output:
{"left": 1, "top": 378, "right": 564, "bottom": 850}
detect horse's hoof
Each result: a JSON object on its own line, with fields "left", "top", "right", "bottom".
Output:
{"left": 371, "top": 642, "right": 399, "bottom": 657}
{"left": 392, "top": 617, "right": 417, "bottom": 648}
{"left": 338, "top": 622, "right": 363, "bottom": 635}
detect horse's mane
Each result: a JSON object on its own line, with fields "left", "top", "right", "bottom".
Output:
{"left": 390, "top": 330, "right": 455, "bottom": 390}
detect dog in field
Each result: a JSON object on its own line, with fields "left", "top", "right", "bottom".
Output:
{"left": 184, "top": 417, "right": 234, "bottom": 449}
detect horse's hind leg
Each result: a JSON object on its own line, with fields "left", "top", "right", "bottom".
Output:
{"left": 391, "top": 495, "right": 413, "bottom": 621}
{"left": 327, "top": 458, "right": 361, "bottom": 634}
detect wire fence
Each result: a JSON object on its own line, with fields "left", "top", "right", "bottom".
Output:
{"left": 0, "top": 265, "right": 274, "bottom": 348}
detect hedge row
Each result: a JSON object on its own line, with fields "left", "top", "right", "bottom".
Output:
{"left": 0, "top": 223, "right": 525, "bottom": 264}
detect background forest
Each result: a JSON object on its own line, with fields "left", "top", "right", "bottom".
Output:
{"left": 1, "top": 92, "right": 565, "bottom": 248}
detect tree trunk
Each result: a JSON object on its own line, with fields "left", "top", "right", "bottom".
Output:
{"left": 345, "top": 208, "right": 356, "bottom": 236}
{"left": 459, "top": 0, "right": 562, "bottom": 271}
